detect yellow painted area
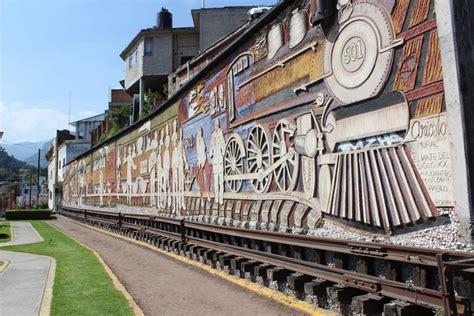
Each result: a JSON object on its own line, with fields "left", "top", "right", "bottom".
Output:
{"left": 253, "top": 50, "right": 312, "bottom": 102}
{"left": 68, "top": 218, "right": 337, "bottom": 316}
{"left": 309, "top": 44, "right": 325, "bottom": 81}
{"left": 52, "top": 221, "right": 144, "bottom": 316}
{"left": 0, "top": 260, "right": 10, "bottom": 273}
{"left": 40, "top": 258, "right": 56, "bottom": 316}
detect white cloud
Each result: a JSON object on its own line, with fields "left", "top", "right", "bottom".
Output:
{"left": 0, "top": 100, "right": 81, "bottom": 143}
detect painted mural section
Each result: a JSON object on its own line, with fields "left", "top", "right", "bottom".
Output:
{"left": 63, "top": 0, "right": 455, "bottom": 237}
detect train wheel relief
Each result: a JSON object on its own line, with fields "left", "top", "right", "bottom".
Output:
{"left": 224, "top": 134, "right": 245, "bottom": 193}
{"left": 272, "top": 119, "right": 299, "bottom": 193}
{"left": 247, "top": 124, "right": 273, "bottom": 193}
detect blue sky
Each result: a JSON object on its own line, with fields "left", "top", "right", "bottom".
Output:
{"left": 0, "top": 0, "right": 275, "bottom": 143}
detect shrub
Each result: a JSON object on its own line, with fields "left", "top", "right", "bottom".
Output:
{"left": 6, "top": 209, "right": 52, "bottom": 220}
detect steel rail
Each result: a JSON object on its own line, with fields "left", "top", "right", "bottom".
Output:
{"left": 63, "top": 206, "right": 472, "bottom": 266}
{"left": 59, "top": 206, "right": 471, "bottom": 312}
{"left": 185, "top": 236, "right": 467, "bottom": 312}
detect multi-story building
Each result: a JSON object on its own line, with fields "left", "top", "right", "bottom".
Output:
{"left": 47, "top": 113, "right": 105, "bottom": 210}
{"left": 90, "top": 88, "right": 133, "bottom": 146}
{"left": 70, "top": 113, "right": 106, "bottom": 144}
{"left": 120, "top": 6, "right": 253, "bottom": 122}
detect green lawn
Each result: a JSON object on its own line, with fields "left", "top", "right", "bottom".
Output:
{"left": 2, "top": 221, "right": 134, "bottom": 316}
{"left": 0, "top": 221, "right": 12, "bottom": 242}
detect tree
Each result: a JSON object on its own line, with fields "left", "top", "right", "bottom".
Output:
{"left": 108, "top": 104, "right": 131, "bottom": 138}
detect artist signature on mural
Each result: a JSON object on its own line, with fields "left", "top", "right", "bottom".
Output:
{"left": 410, "top": 114, "right": 448, "bottom": 140}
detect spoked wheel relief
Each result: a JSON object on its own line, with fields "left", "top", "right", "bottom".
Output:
{"left": 247, "top": 124, "right": 272, "bottom": 193}
{"left": 224, "top": 134, "right": 245, "bottom": 193}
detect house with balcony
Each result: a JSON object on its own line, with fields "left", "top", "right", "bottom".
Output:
{"left": 120, "top": 6, "right": 253, "bottom": 123}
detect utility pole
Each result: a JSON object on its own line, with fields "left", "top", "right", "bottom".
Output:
{"left": 28, "top": 168, "right": 32, "bottom": 208}
{"left": 37, "top": 148, "right": 41, "bottom": 208}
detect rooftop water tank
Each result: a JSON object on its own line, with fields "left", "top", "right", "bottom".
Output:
{"left": 157, "top": 8, "right": 172, "bottom": 29}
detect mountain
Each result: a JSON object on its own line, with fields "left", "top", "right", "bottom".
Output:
{"left": 1, "top": 141, "right": 43, "bottom": 161}
{"left": 0, "top": 147, "right": 31, "bottom": 182}
{"left": 1, "top": 139, "right": 53, "bottom": 169}
{"left": 23, "top": 139, "right": 53, "bottom": 169}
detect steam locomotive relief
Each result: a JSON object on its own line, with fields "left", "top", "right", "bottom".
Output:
{"left": 63, "top": 0, "right": 453, "bottom": 235}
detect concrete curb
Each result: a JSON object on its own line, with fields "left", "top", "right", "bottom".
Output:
{"left": 40, "top": 257, "right": 56, "bottom": 316}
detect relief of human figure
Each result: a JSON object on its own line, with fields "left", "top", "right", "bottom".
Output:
{"left": 124, "top": 145, "right": 137, "bottom": 205}
{"left": 98, "top": 148, "right": 107, "bottom": 207}
{"left": 116, "top": 148, "right": 122, "bottom": 198}
{"left": 171, "top": 120, "right": 179, "bottom": 214}
{"left": 79, "top": 169, "right": 85, "bottom": 205}
{"left": 210, "top": 119, "right": 226, "bottom": 205}
{"left": 175, "top": 126, "right": 188, "bottom": 213}
{"left": 157, "top": 129, "right": 164, "bottom": 210}
{"left": 218, "top": 83, "right": 225, "bottom": 110}
{"left": 196, "top": 127, "right": 210, "bottom": 206}
{"left": 99, "top": 168, "right": 104, "bottom": 207}
{"left": 149, "top": 130, "right": 159, "bottom": 207}
{"left": 163, "top": 125, "right": 171, "bottom": 211}
{"left": 78, "top": 162, "right": 85, "bottom": 206}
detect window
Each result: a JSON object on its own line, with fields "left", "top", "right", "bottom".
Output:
{"left": 144, "top": 37, "right": 153, "bottom": 55}
{"left": 63, "top": 158, "right": 66, "bottom": 167}
{"left": 128, "top": 48, "right": 138, "bottom": 68}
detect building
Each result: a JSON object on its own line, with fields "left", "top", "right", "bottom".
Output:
{"left": 47, "top": 130, "right": 75, "bottom": 210}
{"left": 192, "top": 7, "right": 253, "bottom": 51}
{"left": 57, "top": 142, "right": 90, "bottom": 183}
{"left": 47, "top": 145, "right": 57, "bottom": 210}
{"left": 109, "top": 88, "right": 133, "bottom": 109}
{"left": 47, "top": 113, "right": 104, "bottom": 210}
{"left": 90, "top": 88, "right": 133, "bottom": 146}
{"left": 120, "top": 6, "right": 253, "bottom": 122}
{"left": 69, "top": 113, "right": 106, "bottom": 144}
{"left": 16, "top": 175, "right": 47, "bottom": 208}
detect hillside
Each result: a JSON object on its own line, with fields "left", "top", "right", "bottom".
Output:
{"left": 23, "top": 139, "right": 53, "bottom": 169}
{"left": 0, "top": 147, "right": 44, "bottom": 182}
{"left": 1, "top": 141, "right": 44, "bottom": 161}
{"left": 1, "top": 139, "right": 52, "bottom": 169}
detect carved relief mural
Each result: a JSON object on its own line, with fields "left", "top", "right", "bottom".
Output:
{"left": 63, "top": 0, "right": 455, "bottom": 237}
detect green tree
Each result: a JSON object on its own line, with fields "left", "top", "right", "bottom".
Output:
{"left": 108, "top": 104, "right": 131, "bottom": 138}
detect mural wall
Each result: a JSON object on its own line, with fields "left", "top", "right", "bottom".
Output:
{"left": 63, "top": 0, "right": 454, "bottom": 236}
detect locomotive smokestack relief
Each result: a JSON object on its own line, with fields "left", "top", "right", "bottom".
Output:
{"left": 310, "top": 0, "right": 337, "bottom": 24}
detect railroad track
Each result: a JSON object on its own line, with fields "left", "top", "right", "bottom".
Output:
{"left": 59, "top": 206, "right": 474, "bottom": 315}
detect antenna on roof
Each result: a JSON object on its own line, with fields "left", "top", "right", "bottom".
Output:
{"left": 68, "top": 91, "right": 72, "bottom": 132}
{"left": 202, "top": 0, "right": 205, "bottom": 8}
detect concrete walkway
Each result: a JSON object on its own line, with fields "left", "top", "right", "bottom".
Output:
{"left": 0, "top": 250, "right": 54, "bottom": 316}
{"left": 0, "top": 221, "right": 54, "bottom": 316}
{"left": 0, "top": 221, "right": 44, "bottom": 247}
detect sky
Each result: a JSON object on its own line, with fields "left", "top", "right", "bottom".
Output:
{"left": 0, "top": 0, "right": 275, "bottom": 144}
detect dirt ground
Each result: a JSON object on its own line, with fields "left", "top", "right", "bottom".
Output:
{"left": 49, "top": 217, "right": 304, "bottom": 316}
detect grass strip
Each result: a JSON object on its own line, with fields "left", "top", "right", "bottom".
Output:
{"left": 0, "top": 221, "right": 12, "bottom": 243}
{"left": 2, "top": 221, "right": 133, "bottom": 316}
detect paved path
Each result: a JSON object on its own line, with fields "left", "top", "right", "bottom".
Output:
{"left": 0, "top": 250, "right": 53, "bottom": 316}
{"left": 0, "top": 221, "right": 44, "bottom": 247}
{"left": 51, "top": 217, "right": 303, "bottom": 316}
{"left": 0, "top": 222, "right": 53, "bottom": 316}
